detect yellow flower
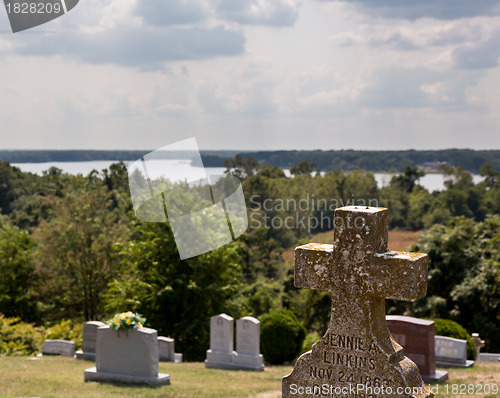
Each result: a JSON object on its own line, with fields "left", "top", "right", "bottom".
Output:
{"left": 126, "top": 318, "right": 131, "bottom": 325}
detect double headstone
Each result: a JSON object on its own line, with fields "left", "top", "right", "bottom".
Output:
{"left": 76, "top": 321, "right": 105, "bottom": 360}
{"left": 42, "top": 339, "right": 75, "bottom": 357}
{"left": 434, "top": 336, "right": 474, "bottom": 368}
{"left": 84, "top": 325, "right": 170, "bottom": 385}
{"left": 283, "top": 206, "right": 434, "bottom": 398}
{"left": 386, "top": 316, "right": 448, "bottom": 383}
{"left": 205, "top": 314, "right": 263, "bottom": 371}
{"left": 158, "top": 336, "right": 183, "bottom": 363}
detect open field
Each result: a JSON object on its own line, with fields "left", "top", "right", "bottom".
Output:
{"left": 1, "top": 357, "right": 499, "bottom": 398}
{"left": 282, "top": 230, "right": 422, "bottom": 264}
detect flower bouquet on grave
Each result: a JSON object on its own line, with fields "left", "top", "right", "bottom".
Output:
{"left": 107, "top": 311, "right": 146, "bottom": 336}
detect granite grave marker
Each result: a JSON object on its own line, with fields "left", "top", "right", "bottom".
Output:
{"left": 386, "top": 316, "right": 448, "bottom": 383}
{"left": 434, "top": 336, "right": 473, "bottom": 368}
{"left": 76, "top": 321, "right": 105, "bottom": 360}
{"left": 84, "top": 325, "right": 170, "bottom": 385}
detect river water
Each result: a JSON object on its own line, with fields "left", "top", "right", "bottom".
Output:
{"left": 11, "top": 160, "right": 483, "bottom": 192}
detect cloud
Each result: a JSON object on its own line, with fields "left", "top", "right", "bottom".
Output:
{"left": 134, "top": 0, "right": 210, "bottom": 26}
{"left": 452, "top": 33, "right": 500, "bottom": 69}
{"left": 358, "top": 67, "right": 482, "bottom": 109}
{"left": 198, "top": 63, "right": 277, "bottom": 114}
{"left": 11, "top": 25, "right": 245, "bottom": 69}
{"left": 215, "top": 0, "right": 300, "bottom": 26}
{"left": 329, "top": 22, "right": 490, "bottom": 51}
{"left": 325, "top": 0, "right": 500, "bottom": 20}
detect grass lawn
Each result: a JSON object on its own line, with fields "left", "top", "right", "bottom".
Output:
{"left": 1, "top": 357, "right": 499, "bottom": 397}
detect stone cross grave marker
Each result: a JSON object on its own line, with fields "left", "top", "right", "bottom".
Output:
{"left": 282, "top": 206, "right": 433, "bottom": 398}
{"left": 471, "top": 333, "right": 485, "bottom": 360}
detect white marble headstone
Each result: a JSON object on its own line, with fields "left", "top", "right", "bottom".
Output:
{"left": 234, "top": 316, "right": 264, "bottom": 371}
{"left": 205, "top": 313, "right": 236, "bottom": 369}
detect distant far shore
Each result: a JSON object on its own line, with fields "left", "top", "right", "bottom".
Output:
{"left": 1, "top": 148, "right": 499, "bottom": 174}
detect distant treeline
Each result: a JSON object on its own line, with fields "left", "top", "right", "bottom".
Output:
{"left": 234, "top": 149, "right": 500, "bottom": 174}
{"left": 1, "top": 148, "right": 499, "bottom": 173}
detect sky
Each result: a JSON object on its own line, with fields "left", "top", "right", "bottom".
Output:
{"left": 1, "top": 0, "right": 500, "bottom": 151}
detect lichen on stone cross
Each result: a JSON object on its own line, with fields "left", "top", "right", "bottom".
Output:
{"left": 282, "top": 206, "right": 433, "bottom": 398}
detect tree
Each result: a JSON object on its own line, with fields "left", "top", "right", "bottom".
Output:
{"left": 224, "top": 154, "right": 260, "bottom": 180}
{"left": 405, "top": 216, "right": 500, "bottom": 351}
{"left": 290, "top": 160, "right": 317, "bottom": 176}
{"left": 105, "top": 220, "right": 244, "bottom": 361}
{"left": 33, "top": 184, "right": 129, "bottom": 321}
{"left": 0, "top": 217, "right": 36, "bottom": 321}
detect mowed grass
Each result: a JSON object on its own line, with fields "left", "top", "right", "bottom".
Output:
{"left": 282, "top": 230, "right": 422, "bottom": 264}
{"left": 434, "top": 362, "right": 500, "bottom": 398}
{"left": 0, "top": 356, "right": 290, "bottom": 398}
{"left": 1, "top": 357, "right": 499, "bottom": 397}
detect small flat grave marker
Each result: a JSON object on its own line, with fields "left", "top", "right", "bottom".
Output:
{"left": 42, "top": 339, "right": 75, "bottom": 357}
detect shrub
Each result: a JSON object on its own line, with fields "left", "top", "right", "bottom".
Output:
{"left": 0, "top": 315, "right": 44, "bottom": 355}
{"left": 430, "top": 318, "right": 475, "bottom": 359}
{"left": 45, "top": 319, "right": 83, "bottom": 350}
{"left": 260, "top": 309, "right": 306, "bottom": 364}
{"left": 301, "top": 332, "right": 320, "bottom": 355}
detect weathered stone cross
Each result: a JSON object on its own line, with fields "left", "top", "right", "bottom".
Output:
{"left": 283, "top": 206, "right": 433, "bottom": 398}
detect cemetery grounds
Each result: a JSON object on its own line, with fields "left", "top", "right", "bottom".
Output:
{"left": 0, "top": 357, "right": 499, "bottom": 397}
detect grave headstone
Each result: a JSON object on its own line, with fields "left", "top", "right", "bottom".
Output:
{"left": 472, "top": 333, "right": 485, "bottom": 360}
{"left": 282, "top": 206, "right": 435, "bottom": 398}
{"left": 205, "top": 313, "right": 236, "bottom": 369}
{"left": 76, "top": 321, "right": 105, "bottom": 360}
{"left": 479, "top": 353, "right": 500, "bottom": 362}
{"left": 42, "top": 339, "right": 75, "bottom": 357}
{"left": 158, "top": 336, "right": 183, "bottom": 363}
{"left": 84, "top": 325, "right": 170, "bottom": 385}
{"left": 387, "top": 315, "right": 448, "bottom": 383}
{"left": 435, "top": 336, "right": 474, "bottom": 368}
{"left": 233, "top": 316, "right": 264, "bottom": 371}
